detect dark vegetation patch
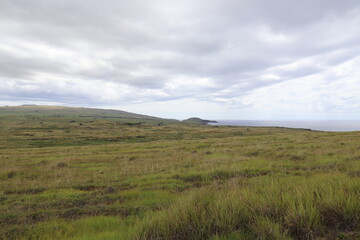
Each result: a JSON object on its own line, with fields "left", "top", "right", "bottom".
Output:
{"left": 345, "top": 155, "right": 360, "bottom": 161}
{"left": 210, "top": 169, "right": 269, "bottom": 180}
{"left": 4, "top": 188, "right": 47, "bottom": 195}
{"left": 173, "top": 169, "right": 269, "bottom": 184}
{"left": 73, "top": 185, "right": 99, "bottom": 191}
{"left": 289, "top": 154, "right": 306, "bottom": 161}
{"left": 56, "top": 162, "right": 68, "bottom": 168}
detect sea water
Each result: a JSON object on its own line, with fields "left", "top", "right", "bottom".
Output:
{"left": 212, "top": 120, "right": 360, "bottom": 132}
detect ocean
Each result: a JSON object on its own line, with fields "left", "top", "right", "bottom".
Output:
{"left": 211, "top": 120, "right": 360, "bottom": 132}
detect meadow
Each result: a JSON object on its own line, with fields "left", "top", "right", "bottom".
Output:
{"left": 0, "top": 107, "right": 359, "bottom": 239}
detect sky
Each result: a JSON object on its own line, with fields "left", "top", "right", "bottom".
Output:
{"left": 1, "top": 0, "right": 360, "bottom": 120}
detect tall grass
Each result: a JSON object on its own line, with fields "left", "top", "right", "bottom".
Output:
{"left": 133, "top": 174, "right": 359, "bottom": 240}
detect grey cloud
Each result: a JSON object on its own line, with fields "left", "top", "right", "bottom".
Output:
{"left": 1, "top": 0, "right": 360, "bottom": 109}
{"left": 0, "top": 51, "right": 68, "bottom": 78}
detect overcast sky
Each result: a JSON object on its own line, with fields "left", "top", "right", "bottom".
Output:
{"left": 1, "top": 0, "right": 360, "bottom": 120}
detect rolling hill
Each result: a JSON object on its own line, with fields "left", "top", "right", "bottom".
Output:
{"left": 0, "top": 105, "right": 176, "bottom": 122}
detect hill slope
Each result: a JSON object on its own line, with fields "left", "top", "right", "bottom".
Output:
{"left": 0, "top": 105, "right": 176, "bottom": 121}
{"left": 183, "top": 117, "right": 217, "bottom": 125}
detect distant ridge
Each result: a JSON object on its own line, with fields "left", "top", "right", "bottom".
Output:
{"left": 183, "top": 117, "right": 217, "bottom": 125}
{"left": 0, "top": 105, "right": 177, "bottom": 122}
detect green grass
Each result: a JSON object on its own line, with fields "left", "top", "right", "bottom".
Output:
{"left": 20, "top": 216, "right": 127, "bottom": 240}
{"left": 132, "top": 174, "right": 359, "bottom": 240}
{"left": 0, "top": 108, "right": 359, "bottom": 239}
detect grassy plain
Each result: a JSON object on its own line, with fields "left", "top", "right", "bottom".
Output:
{"left": 0, "top": 107, "right": 359, "bottom": 239}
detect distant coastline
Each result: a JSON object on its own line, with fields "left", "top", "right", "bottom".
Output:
{"left": 211, "top": 120, "right": 360, "bottom": 132}
{"left": 183, "top": 117, "right": 218, "bottom": 125}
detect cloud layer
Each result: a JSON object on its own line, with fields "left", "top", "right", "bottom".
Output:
{"left": 1, "top": 0, "right": 360, "bottom": 119}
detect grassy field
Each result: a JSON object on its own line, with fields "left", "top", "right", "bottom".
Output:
{"left": 0, "top": 107, "right": 359, "bottom": 239}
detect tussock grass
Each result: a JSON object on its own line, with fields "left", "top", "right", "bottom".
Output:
{"left": 133, "top": 174, "right": 359, "bottom": 240}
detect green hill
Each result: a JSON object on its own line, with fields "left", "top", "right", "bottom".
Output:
{"left": 183, "top": 117, "right": 217, "bottom": 125}
{"left": 0, "top": 105, "right": 176, "bottom": 122}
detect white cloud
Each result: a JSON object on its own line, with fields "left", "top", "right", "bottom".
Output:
{"left": 0, "top": 0, "right": 360, "bottom": 119}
